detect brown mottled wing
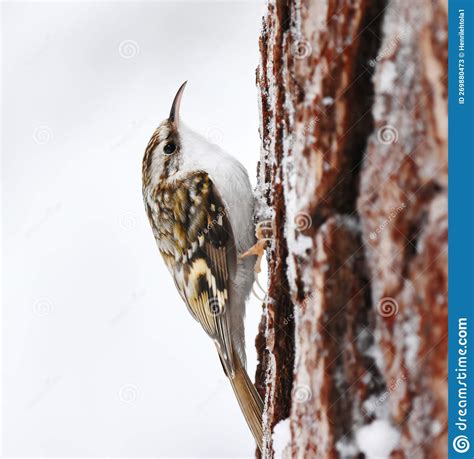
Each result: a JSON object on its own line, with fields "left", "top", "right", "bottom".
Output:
{"left": 184, "top": 179, "right": 237, "bottom": 375}
{"left": 151, "top": 173, "right": 237, "bottom": 376}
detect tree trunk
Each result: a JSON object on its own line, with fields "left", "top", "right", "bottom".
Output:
{"left": 254, "top": 1, "right": 447, "bottom": 458}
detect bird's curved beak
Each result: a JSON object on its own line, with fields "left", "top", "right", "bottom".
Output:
{"left": 168, "top": 81, "right": 187, "bottom": 128}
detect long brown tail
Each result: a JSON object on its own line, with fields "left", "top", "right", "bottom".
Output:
{"left": 228, "top": 354, "right": 264, "bottom": 452}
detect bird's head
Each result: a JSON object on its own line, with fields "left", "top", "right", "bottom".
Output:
{"left": 142, "top": 81, "right": 189, "bottom": 186}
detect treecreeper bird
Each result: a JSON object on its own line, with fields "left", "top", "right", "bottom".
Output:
{"left": 141, "top": 82, "right": 264, "bottom": 451}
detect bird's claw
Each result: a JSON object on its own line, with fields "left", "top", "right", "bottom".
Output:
{"left": 240, "top": 220, "right": 274, "bottom": 273}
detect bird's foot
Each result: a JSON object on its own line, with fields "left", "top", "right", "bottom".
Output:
{"left": 240, "top": 220, "right": 274, "bottom": 273}
{"left": 255, "top": 220, "right": 274, "bottom": 242}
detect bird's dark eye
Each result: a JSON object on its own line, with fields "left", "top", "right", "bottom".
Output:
{"left": 163, "top": 142, "right": 176, "bottom": 155}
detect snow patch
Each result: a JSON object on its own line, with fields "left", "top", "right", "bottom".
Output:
{"left": 403, "top": 312, "right": 420, "bottom": 370}
{"left": 322, "top": 96, "right": 334, "bottom": 106}
{"left": 292, "top": 234, "right": 313, "bottom": 255}
{"left": 272, "top": 418, "right": 291, "bottom": 459}
{"left": 366, "top": 340, "right": 386, "bottom": 374}
{"left": 336, "top": 437, "right": 359, "bottom": 459}
{"left": 379, "top": 61, "right": 397, "bottom": 93}
{"left": 262, "top": 351, "right": 277, "bottom": 456}
{"left": 355, "top": 420, "right": 400, "bottom": 459}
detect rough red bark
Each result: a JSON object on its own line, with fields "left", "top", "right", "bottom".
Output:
{"left": 255, "top": 0, "right": 447, "bottom": 457}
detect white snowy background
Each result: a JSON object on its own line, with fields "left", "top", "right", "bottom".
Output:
{"left": 1, "top": 1, "right": 266, "bottom": 457}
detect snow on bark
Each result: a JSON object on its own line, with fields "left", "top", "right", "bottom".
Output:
{"left": 357, "top": 1, "right": 448, "bottom": 457}
{"left": 254, "top": 0, "right": 447, "bottom": 457}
